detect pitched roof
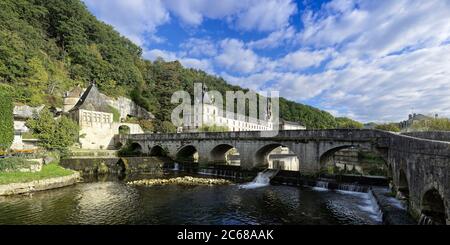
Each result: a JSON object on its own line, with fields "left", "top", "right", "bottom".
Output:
{"left": 69, "top": 84, "right": 113, "bottom": 113}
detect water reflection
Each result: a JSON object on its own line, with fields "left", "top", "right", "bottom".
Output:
{"left": 0, "top": 174, "right": 383, "bottom": 225}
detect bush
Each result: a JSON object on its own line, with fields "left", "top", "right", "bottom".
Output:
{"left": 375, "top": 123, "right": 401, "bottom": 132}
{"left": 411, "top": 118, "right": 450, "bottom": 131}
{"left": 108, "top": 105, "right": 121, "bottom": 122}
{"left": 26, "top": 108, "right": 79, "bottom": 151}
{"left": 0, "top": 158, "right": 34, "bottom": 172}
{"left": 198, "top": 124, "right": 229, "bottom": 132}
{"left": 0, "top": 84, "right": 14, "bottom": 150}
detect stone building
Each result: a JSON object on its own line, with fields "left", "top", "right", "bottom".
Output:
{"left": 65, "top": 84, "right": 144, "bottom": 150}
{"left": 180, "top": 89, "right": 277, "bottom": 132}
{"left": 10, "top": 105, "right": 45, "bottom": 151}
{"left": 399, "top": 113, "right": 434, "bottom": 132}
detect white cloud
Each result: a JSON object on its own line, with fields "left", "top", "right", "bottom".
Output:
{"left": 83, "top": 0, "right": 298, "bottom": 47}
{"left": 164, "top": 0, "right": 297, "bottom": 31}
{"left": 82, "top": 0, "right": 169, "bottom": 46}
{"left": 280, "top": 49, "right": 333, "bottom": 70}
{"left": 143, "top": 49, "right": 214, "bottom": 74}
{"left": 215, "top": 39, "right": 260, "bottom": 74}
{"left": 248, "top": 26, "right": 296, "bottom": 49}
{"left": 180, "top": 38, "right": 218, "bottom": 57}
{"left": 235, "top": 0, "right": 297, "bottom": 31}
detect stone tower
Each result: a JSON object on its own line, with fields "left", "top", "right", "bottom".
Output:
{"left": 63, "top": 86, "right": 84, "bottom": 113}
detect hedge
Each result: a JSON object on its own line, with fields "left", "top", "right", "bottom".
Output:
{"left": 0, "top": 85, "right": 14, "bottom": 150}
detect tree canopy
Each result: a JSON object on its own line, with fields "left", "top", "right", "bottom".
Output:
{"left": 335, "top": 117, "right": 363, "bottom": 129}
{"left": 26, "top": 108, "right": 79, "bottom": 151}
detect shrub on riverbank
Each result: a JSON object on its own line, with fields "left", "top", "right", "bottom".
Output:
{"left": 0, "top": 163, "right": 74, "bottom": 185}
{"left": 0, "top": 158, "right": 34, "bottom": 172}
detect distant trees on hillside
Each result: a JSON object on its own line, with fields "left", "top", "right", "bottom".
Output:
{"left": 335, "top": 117, "right": 363, "bottom": 129}
{"left": 375, "top": 123, "right": 401, "bottom": 132}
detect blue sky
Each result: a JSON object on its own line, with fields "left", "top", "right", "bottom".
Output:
{"left": 82, "top": 0, "right": 450, "bottom": 123}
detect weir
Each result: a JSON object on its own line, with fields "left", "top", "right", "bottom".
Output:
{"left": 240, "top": 169, "right": 280, "bottom": 189}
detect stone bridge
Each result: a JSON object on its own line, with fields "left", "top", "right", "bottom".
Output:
{"left": 116, "top": 129, "right": 450, "bottom": 224}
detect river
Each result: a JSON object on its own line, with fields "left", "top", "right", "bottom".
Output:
{"left": 0, "top": 172, "right": 382, "bottom": 225}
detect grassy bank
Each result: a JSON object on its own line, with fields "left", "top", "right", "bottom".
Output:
{"left": 0, "top": 163, "right": 75, "bottom": 185}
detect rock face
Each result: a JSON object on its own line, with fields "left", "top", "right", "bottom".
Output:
{"left": 127, "top": 176, "right": 232, "bottom": 186}
{"left": 104, "top": 96, "right": 155, "bottom": 120}
{"left": 0, "top": 172, "right": 80, "bottom": 196}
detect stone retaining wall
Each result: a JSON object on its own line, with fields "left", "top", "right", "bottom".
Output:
{"left": 60, "top": 156, "right": 172, "bottom": 175}
{"left": 0, "top": 172, "right": 80, "bottom": 196}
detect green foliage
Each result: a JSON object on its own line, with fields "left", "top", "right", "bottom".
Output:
{"left": 138, "top": 119, "right": 155, "bottom": 133}
{"left": 0, "top": 157, "right": 33, "bottom": 172}
{"left": 0, "top": 163, "right": 74, "bottom": 184}
{"left": 156, "top": 120, "right": 177, "bottom": 133}
{"left": 0, "top": 84, "right": 14, "bottom": 150}
{"left": 118, "top": 141, "right": 143, "bottom": 156}
{"left": 118, "top": 125, "right": 130, "bottom": 135}
{"left": 26, "top": 108, "right": 79, "bottom": 151}
{"left": 108, "top": 105, "right": 120, "bottom": 122}
{"left": 198, "top": 124, "right": 229, "bottom": 132}
{"left": 410, "top": 118, "right": 450, "bottom": 131}
{"left": 375, "top": 123, "right": 401, "bottom": 132}
{"left": 335, "top": 117, "right": 363, "bottom": 129}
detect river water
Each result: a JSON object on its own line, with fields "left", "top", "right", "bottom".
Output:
{"left": 0, "top": 172, "right": 382, "bottom": 225}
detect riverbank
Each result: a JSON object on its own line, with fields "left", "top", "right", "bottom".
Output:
{"left": 0, "top": 163, "right": 80, "bottom": 196}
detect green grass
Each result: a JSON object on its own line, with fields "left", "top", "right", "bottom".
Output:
{"left": 0, "top": 163, "right": 75, "bottom": 185}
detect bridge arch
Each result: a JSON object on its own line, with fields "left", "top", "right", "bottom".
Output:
{"left": 210, "top": 144, "right": 240, "bottom": 165}
{"left": 421, "top": 188, "right": 447, "bottom": 225}
{"left": 176, "top": 145, "right": 199, "bottom": 163}
{"left": 254, "top": 143, "right": 299, "bottom": 171}
{"left": 150, "top": 145, "right": 166, "bottom": 157}
{"left": 129, "top": 142, "right": 143, "bottom": 154}
{"left": 319, "top": 144, "right": 388, "bottom": 175}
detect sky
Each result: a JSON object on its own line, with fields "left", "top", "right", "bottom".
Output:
{"left": 82, "top": 0, "right": 450, "bottom": 123}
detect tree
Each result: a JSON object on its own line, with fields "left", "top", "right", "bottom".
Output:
{"left": 0, "top": 84, "right": 14, "bottom": 150}
{"left": 375, "top": 123, "right": 401, "bottom": 132}
{"left": 156, "top": 120, "right": 177, "bottom": 133}
{"left": 26, "top": 108, "right": 79, "bottom": 151}
{"left": 335, "top": 117, "right": 363, "bottom": 129}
